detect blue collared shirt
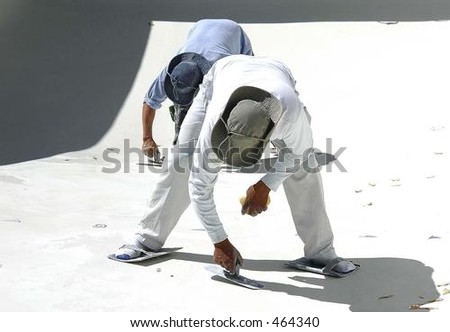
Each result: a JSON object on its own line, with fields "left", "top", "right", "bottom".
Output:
{"left": 143, "top": 19, "right": 254, "bottom": 109}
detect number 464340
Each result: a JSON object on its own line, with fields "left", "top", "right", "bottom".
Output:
{"left": 271, "top": 317, "right": 319, "bottom": 328}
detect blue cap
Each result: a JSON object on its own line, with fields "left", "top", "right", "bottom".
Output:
{"left": 164, "top": 52, "right": 212, "bottom": 106}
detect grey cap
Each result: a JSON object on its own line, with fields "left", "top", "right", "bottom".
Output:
{"left": 164, "top": 52, "right": 212, "bottom": 106}
{"left": 211, "top": 86, "right": 282, "bottom": 167}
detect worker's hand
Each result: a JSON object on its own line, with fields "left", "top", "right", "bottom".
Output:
{"left": 142, "top": 137, "right": 159, "bottom": 158}
{"left": 241, "top": 180, "right": 271, "bottom": 217}
{"left": 213, "top": 238, "right": 243, "bottom": 274}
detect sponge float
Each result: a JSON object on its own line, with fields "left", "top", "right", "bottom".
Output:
{"left": 239, "top": 195, "right": 271, "bottom": 208}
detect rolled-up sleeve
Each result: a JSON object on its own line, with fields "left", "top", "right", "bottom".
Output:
{"left": 143, "top": 68, "right": 168, "bottom": 109}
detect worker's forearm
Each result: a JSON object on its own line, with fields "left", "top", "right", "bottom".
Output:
{"left": 142, "top": 103, "right": 156, "bottom": 141}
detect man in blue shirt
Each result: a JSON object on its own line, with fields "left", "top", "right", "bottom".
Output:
{"left": 141, "top": 19, "right": 253, "bottom": 156}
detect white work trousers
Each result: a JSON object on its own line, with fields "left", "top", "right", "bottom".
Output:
{"left": 135, "top": 100, "right": 337, "bottom": 261}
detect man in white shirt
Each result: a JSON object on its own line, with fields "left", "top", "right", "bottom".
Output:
{"left": 114, "top": 55, "right": 356, "bottom": 276}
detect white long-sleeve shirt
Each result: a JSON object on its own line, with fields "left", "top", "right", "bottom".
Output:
{"left": 143, "top": 19, "right": 253, "bottom": 109}
{"left": 188, "top": 55, "right": 313, "bottom": 243}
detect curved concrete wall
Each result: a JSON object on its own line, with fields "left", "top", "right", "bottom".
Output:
{"left": 0, "top": 1, "right": 153, "bottom": 165}
{"left": 1, "top": 0, "right": 450, "bottom": 165}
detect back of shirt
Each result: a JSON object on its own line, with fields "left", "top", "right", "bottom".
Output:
{"left": 144, "top": 19, "right": 253, "bottom": 109}
{"left": 180, "top": 19, "right": 253, "bottom": 62}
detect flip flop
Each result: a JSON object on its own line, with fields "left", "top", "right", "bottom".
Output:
{"left": 108, "top": 245, "right": 181, "bottom": 263}
{"left": 286, "top": 257, "right": 359, "bottom": 278}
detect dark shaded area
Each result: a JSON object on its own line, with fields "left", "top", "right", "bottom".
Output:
{"left": 149, "top": 0, "right": 450, "bottom": 23}
{"left": 145, "top": 253, "right": 440, "bottom": 312}
{"left": 1, "top": 0, "right": 450, "bottom": 165}
{"left": 0, "top": 0, "right": 153, "bottom": 165}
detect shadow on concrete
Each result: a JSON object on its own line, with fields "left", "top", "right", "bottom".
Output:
{"left": 263, "top": 257, "right": 440, "bottom": 312}
{"left": 0, "top": 1, "right": 153, "bottom": 165}
{"left": 140, "top": 253, "right": 440, "bottom": 312}
{"left": 2, "top": 0, "right": 450, "bottom": 165}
